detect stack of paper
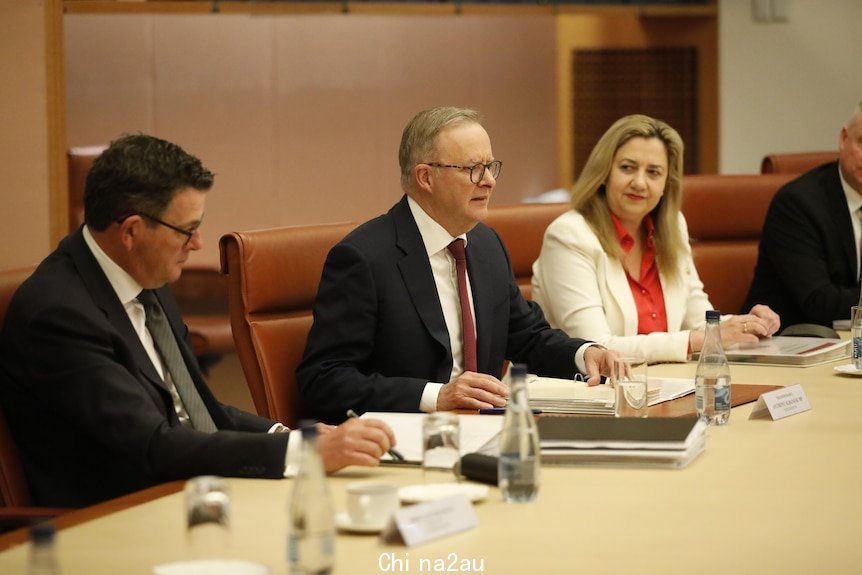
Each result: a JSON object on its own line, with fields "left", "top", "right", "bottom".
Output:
{"left": 527, "top": 376, "right": 615, "bottom": 414}
{"left": 526, "top": 375, "right": 695, "bottom": 414}
{"left": 537, "top": 416, "right": 707, "bottom": 469}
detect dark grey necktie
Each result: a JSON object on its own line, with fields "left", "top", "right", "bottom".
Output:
{"left": 138, "top": 290, "right": 217, "bottom": 433}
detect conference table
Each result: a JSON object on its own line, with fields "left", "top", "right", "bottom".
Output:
{"left": 1, "top": 357, "right": 861, "bottom": 574}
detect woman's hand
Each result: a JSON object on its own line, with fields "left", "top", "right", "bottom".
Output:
{"left": 690, "top": 305, "right": 781, "bottom": 352}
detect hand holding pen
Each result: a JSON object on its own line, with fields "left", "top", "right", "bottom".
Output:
{"left": 346, "top": 409, "right": 405, "bottom": 462}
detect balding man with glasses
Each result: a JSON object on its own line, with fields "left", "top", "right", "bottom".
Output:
{"left": 298, "top": 107, "right": 616, "bottom": 423}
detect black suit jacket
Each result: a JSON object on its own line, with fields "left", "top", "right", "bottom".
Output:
{"left": 742, "top": 162, "right": 860, "bottom": 326}
{"left": 0, "top": 229, "right": 289, "bottom": 507}
{"left": 297, "top": 196, "right": 589, "bottom": 423}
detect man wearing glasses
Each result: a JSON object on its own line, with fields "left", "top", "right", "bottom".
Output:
{"left": 0, "top": 134, "right": 395, "bottom": 507}
{"left": 298, "top": 106, "right": 616, "bottom": 423}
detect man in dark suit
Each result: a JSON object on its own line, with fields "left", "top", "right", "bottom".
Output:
{"left": 0, "top": 134, "right": 394, "bottom": 508}
{"left": 743, "top": 102, "right": 862, "bottom": 327}
{"left": 297, "top": 107, "right": 616, "bottom": 423}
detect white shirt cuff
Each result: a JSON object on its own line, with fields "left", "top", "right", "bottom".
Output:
{"left": 419, "top": 382, "right": 444, "bottom": 413}
{"left": 283, "top": 429, "right": 301, "bottom": 478}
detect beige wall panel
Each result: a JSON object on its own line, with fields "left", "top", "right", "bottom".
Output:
{"left": 63, "top": 13, "right": 557, "bottom": 267}
{"left": 65, "top": 15, "right": 155, "bottom": 146}
{"left": 719, "top": 0, "right": 862, "bottom": 173}
{"left": 151, "top": 16, "right": 277, "bottom": 264}
{"left": 272, "top": 15, "right": 558, "bottom": 232}
{"left": 0, "top": 1, "right": 51, "bottom": 267}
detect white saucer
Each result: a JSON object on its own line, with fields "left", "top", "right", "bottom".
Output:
{"left": 834, "top": 363, "right": 862, "bottom": 376}
{"left": 398, "top": 482, "right": 489, "bottom": 504}
{"left": 153, "top": 560, "right": 269, "bottom": 575}
{"left": 335, "top": 511, "right": 387, "bottom": 534}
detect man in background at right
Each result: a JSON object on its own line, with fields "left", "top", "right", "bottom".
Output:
{"left": 743, "top": 101, "right": 862, "bottom": 327}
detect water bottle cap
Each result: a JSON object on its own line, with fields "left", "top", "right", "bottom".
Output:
{"left": 30, "top": 522, "right": 55, "bottom": 543}
{"left": 510, "top": 363, "right": 528, "bottom": 378}
{"left": 705, "top": 310, "right": 720, "bottom": 321}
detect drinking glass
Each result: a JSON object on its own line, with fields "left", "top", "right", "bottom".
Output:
{"left": 185, "top": 475, "right": 230, "bottom": 558}
{"left": 422, "top": 412, "right": 460, "bottom": 483}
{"left": 612, "top": 356, "right": 649, "bottom": 418}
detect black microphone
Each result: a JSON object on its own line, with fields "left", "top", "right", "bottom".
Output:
{"left": 455, "top": 453, "right": 498, "bottom": 485}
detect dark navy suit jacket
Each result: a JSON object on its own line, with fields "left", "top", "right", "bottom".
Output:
{"left": 743, "top": 162, "right": 860, "bottom": 326}
{"left": 0, "top": 229, "right": 288, "bottom": 507}
{"left": 297, "top": 195, "right": 589, "bottom": 423}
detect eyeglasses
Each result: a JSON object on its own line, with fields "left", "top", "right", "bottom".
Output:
{"left": 116, "top": 213, "right": 200, "bottom": 246}
{"left": 424, "top": 160, "right": 503, "bottom": 184}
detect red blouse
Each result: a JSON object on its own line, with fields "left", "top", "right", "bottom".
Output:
{"left": 611, "top": 213, "right": 668, "bottom": 334}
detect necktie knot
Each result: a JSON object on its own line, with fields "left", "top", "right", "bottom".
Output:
{"left": 138, "top": 290, "right": 159, "bottom": 313}
{"left": 447, "top": 239, "right": 467, "bottom": 262}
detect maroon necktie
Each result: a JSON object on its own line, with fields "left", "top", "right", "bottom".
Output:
{"left": 447, "top": 239, "right": 477, "bottom": 373}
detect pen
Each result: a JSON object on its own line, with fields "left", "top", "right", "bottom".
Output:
{"left": 478, "top": 408, "right": 542, "bottom": 415}
{"left": 574, "top": 374, "right": 610, "bottom": 385}
{"left": 345, "top": 409, "right": 405, "bottom": 462}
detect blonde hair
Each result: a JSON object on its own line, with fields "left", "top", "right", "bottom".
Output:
{"left": 570, "top": 114, "right": 686, "bottom": 282}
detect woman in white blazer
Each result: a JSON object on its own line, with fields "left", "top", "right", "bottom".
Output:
{"left": 532, "top": 115, "right": 780, "bottom": 363}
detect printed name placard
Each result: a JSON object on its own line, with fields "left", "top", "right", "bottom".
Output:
{"left": 749, "top": 383, "right": 811, "bottom": 420}
{"left": 382, "top": 494, "right": 478, "bottom": 547}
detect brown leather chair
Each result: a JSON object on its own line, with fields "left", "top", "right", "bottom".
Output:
{"left": 0, "top": 265, "right": 71, "bottom": 530}
{"left": 484, "top": 202, "right": 569, "bottom": 300}
{"left": 682, "top": 173, "right": 796, "bottom": 315}
{"left": 760, "top": 151, "right": 837, "bottom": 174}
{"left": 67, "top": 147, "right": 234, "bottom": 366}
{"left": 219, "top": 223, "right": 356, "bottom": 428}
{"left": 67, "top": 145, "right": 106, "bottom": 233}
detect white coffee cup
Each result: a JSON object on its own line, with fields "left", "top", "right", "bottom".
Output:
{"left": 345, "top": 481, "right": 399, "bottom": 527}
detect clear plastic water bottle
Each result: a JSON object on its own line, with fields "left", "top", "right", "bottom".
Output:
{"left": 852, "top": 299, "right": 862, "bottom": 369}
{"left": 695, "top": 310, "right": 732, "bottom": 425}
{"left": 29, "top": 522, "right": 59, "bottom": 575}
{"left": 288, "top": 423, "right": 335, "bottom": 575}
{"left": 498, "top": 364, "right": 540, "bottom": 502}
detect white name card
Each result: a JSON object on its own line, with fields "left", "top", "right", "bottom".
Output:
{"left": 749, "top": 383, "right": 811, "bottom": 420}
{"left": 382, "top": 494, "right": 478, "bottom": 547}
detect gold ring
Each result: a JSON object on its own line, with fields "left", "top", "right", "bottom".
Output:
{"left": 743, "top": 322, "right": 748, "bottom": 333}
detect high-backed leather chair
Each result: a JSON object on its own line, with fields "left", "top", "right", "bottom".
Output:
{"left": 484, "top": 202, "right": 568, "bottom": 300}
{"left": 682, "top": 173, "right": 795, "bottom": 315}
{"left": 760, "top": 151, "right": 837, "bottom": 174}
{"left": 219, "top": 223, "right": 356, "bottom": 428}
{"left": 67, "top": 147, "right": 233, "bottom": 367}
{"left": 0, "top": 265, "right": 71, "bottom": 530}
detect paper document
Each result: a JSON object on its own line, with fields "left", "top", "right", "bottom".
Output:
{"left": 361, "top": 412, "right": 503, "bottom": 464}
